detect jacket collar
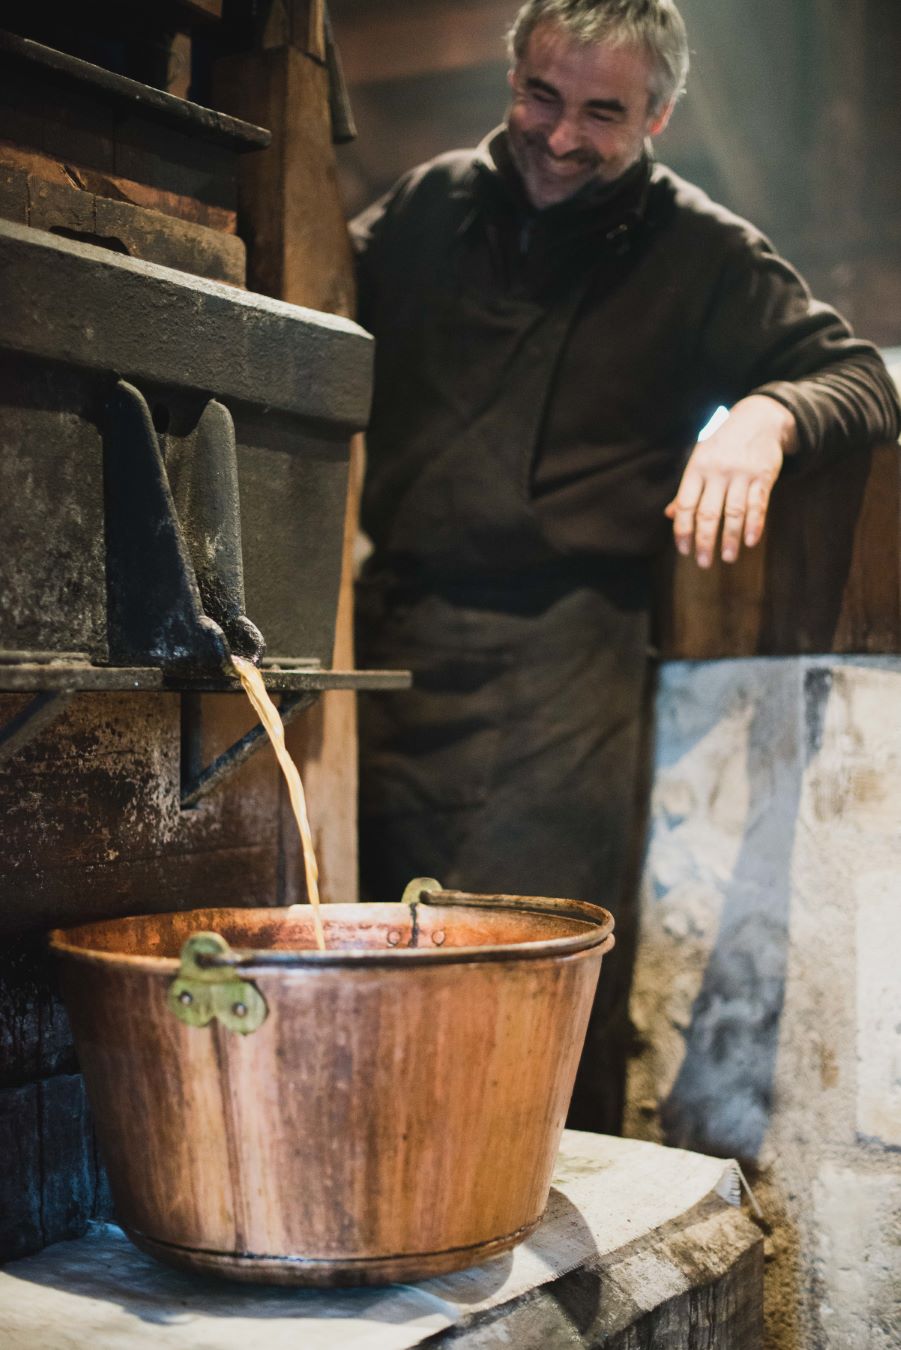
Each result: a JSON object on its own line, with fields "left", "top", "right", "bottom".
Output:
{"left": 454, "top": 126, "right": 653, "bottom": 252}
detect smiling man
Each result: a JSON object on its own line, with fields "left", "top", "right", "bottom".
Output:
{"left": 506, "top": 20, "right": 672, "bottom": 204}
{"left": 351, "top": 0, "right": 900, "bottom": 1133}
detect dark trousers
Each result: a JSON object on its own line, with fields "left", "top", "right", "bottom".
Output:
{"left": 357, "top": 565, "right": 653, "bottom": 1135}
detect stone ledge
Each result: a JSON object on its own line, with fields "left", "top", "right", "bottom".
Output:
{"left": 0, "top": 1132, "right": 762, "bottom": 1349}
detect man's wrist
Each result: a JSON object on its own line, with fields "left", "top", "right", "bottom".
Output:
{"left": 734, "top": 394, "right": 800, "bottom": 456}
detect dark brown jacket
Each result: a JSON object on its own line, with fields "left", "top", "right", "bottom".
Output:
{"left": 352, "top": 130, "right": 900, "bottom": 574}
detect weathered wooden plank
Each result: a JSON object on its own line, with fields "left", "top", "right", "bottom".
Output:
{"left": 38, "top": 1076, "right": 105, "bottom": 1251}
{"left": 654, "top": 534, "right": 766, "bottom": 662}
{"left": 0, "top": 691, "right": 283, "bottom": 938}
{"left": 95, "top": 193, "right": 245, "bottom": 282}
{"left": 260, "top": 0, "right": 327, "bottom": 60}
{"left": 828, "top": 441, "right": 901, "bottom": 648}
{"left": 0, "top": 1083, "right": 42, "bottom": 1261}
{"left": 0, "top": 358, "right": 109, "bottom": 662}
{"left": 0, "top": 39, "right": 266, "bottom": 228}
{"left": 23, "top": 172, "right": 246, "bottom": 283}
{"left": 0, "top": 939, "right": 75, "bottom": 1089}
{"left": 28, "top": 172, "right": 94, "bottom": 234}
{"left": 0, "top": 64, "right": 118, "bottom": 173}
{"left": 112, "top": 118, "right": 240, "bottom": 212}
{"left": 213, "top": 46, "right": 356, "bottom": 314}
{"left": 0, "top": 162, "right": 28, "bottom": 222}
{"left": 282, "top": 440, "right": 363, "bottom": 903}
{"left": 3, "top": 846, "right": 282, "bottom": 939}
{"left": 0, "top": 31, "right": 269, "bottom": 153}
{"left": 213, "top": 35, "right": 363, "bottom": 903}
{"left": 0, "top": 1076, "right": 111, "bottom": 1264}
{"left": 763, "top": 441, "right": 901, "bottom": 654}
{"left": 437, "top": 1203, "right": 763, "bottom": 1347}
{"left": 0, "top": 220, "right": 372, "bottom": 428}
{"left": 307, "top": 0, "right": 327, "bottom": 61}
{"left": 0, "top": 140, "right": 239, "bottom": 233}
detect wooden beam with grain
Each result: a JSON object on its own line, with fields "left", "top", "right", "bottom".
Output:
{"left": 213, "top": 10, "right": 364, "bottom": 903}
{"left": 0, "top": 140, "right": 239, "bottom": 233}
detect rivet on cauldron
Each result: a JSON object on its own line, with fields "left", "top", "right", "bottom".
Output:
{"left": 179, "top": 990, "right": 193, "bottom": 1006}
{"left": 232, "top": 1002, "right": 248, "bottom": 1018}
{"left": 387, "top": 930, "right": 401, "bottom": 947}
{"left": 433, "top": 930, "right": 446, "bottom": 947}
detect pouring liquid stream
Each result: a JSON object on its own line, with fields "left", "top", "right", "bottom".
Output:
{"left": 231, "top": 655, "right": 326, "bottom": 952}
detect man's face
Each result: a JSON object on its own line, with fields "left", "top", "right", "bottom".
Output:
{"left": 506, "top": 21, "right": 672, "bottom": 208}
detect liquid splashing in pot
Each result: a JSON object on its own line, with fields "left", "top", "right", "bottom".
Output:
{"left": 231, "top": 655, "right": 326, "bottom": 952}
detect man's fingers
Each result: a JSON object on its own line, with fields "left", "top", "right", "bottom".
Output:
{"left": 668, "top": 406, "right": 786, "bottom": 565}
{"left": 744, "top": 478, "right": 773, "bottom": 547}
{"left": 692, "top": 476, "right": 727, "bottom": 568}
{"left": 670, "top": 467, "right": 704, "bottom": 555}
{"left": 720, "top": 476, "right": 750, "bottom": 562}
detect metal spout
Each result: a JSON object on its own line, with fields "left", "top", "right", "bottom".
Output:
{"left": 103, "top": 380, "right": 265, "bottom": 676}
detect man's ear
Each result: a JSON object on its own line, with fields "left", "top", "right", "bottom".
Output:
{"left": 648, "top": 98, "right": 675, "bottom": 137}
{"left": 507, "top": 66, "right": 517, "bottom": 92}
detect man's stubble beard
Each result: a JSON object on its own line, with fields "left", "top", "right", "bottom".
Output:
{"left": 507, "top": 125, "right": 605, "bottom": 206}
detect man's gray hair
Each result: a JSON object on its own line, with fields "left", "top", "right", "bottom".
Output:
{"left": 507, "top": 0, "right": 689, "bottom": 113}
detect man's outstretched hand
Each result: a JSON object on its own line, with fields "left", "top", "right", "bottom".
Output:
{"left": 665, "top": 395, "right": 799, "bottom": 568}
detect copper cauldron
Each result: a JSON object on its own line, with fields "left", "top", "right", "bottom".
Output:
{"left": 51, "top": 883, "right": 614, "bottom": 1286}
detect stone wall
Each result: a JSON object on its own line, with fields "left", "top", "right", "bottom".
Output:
{"left": 626, "top": 656, "right": 901, "bottom": 1348}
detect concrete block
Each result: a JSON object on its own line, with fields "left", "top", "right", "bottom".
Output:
{"left": 855, "top": 870, "right": 901, "bottom": 1146}
{"left": 628, "top": 655, "right": 901, "bottom": 1348}
{"left": 813, "top": 1162, "right": 901, "bottom": 1350}
{"left": 631, "top": 658, "right": 803, "bottom": 1161}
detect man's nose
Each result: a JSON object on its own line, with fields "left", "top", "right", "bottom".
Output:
{"left": 545, "top": 114, "right": 583, "bottom": 157}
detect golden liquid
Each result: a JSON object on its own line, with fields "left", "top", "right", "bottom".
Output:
{"left": 231, "top": 655, "right": 326, "bottom": 952}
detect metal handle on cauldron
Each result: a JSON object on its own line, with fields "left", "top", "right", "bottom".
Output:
{"left": 172, "top": 880, "right": 615, "bottom": 982}
{"left": 403, "top": 876, "right": 615, "bottom": 943}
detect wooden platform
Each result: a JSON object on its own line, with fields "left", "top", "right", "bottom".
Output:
{"left": 0, "top": 1132, "right": 762, "bottom": 1348}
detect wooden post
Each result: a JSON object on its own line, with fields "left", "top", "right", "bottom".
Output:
{"left": 214, "top": 3, "right": 363, "bottom": 903}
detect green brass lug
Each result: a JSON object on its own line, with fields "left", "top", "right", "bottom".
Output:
{"left": 167, "top": 932, "right": 267, "bottom": 1035}
{"left": 401, "top": 876, "right": 443, "bottom": 906}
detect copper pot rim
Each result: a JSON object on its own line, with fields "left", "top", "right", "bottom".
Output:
{"left": 49, "top": 894, "right": 615, "bottom": 972}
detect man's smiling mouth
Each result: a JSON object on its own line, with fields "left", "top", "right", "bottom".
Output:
{"left": 526, "top": 141, "right": 598, "bottom": 176}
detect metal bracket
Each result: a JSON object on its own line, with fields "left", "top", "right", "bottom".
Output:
{"left": 167, "top": 932, "right": 268, "bottom": 1035}
{"left": 179, "top": 690, "right": 318, "bottom": 810}
{"left": 103, "top": 379, "right": 264, "bottom": 674}
{"left": 0, "top": 665, "right": 410, "bottom": 780}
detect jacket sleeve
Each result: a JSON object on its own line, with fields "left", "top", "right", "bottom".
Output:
{"left": 349, "top": 190, "right": 390, "bottom": 335}
{"left": 349, "top": 170, "right": 421, "bottom": 335}
{"left": 698, "top": 235, "right": 901, "bottom": 469}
